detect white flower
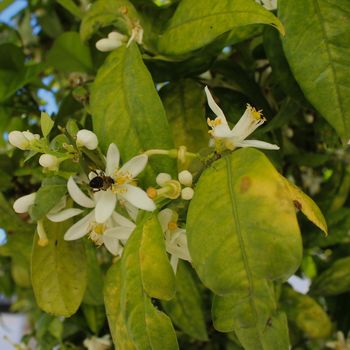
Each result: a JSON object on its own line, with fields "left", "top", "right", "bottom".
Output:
{"left": 178, "top": 170, "right": 193, "bottom": 186}
{"left": 59, "top": 177, "right": 135, "bottom": 255}
{"left": 158, "top": 209, "right": 191, "bottom": 272}
{"left": 8, "top": 130, "right": 40, "bottom": 150}
{"left": 83, "top": 335, "right": 112, "bottom": 350}
{"left": 204, "top": 86, "right": 279, "bottom": 151}
{"left": 76, "top": 129, "right": 98, "bottom": 150}
{"left": 39, "top": 154, "right": 59, "bottom": 170}
{"left": 96, "top": 31, "right": 127, "bottom": 52}
{"left": 13, "top": 193, "right": 79, "bottom": 247}
{"left": 103, "top": 143, "right": 156, "bottom": 212}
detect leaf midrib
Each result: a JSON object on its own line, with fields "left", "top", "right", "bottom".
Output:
{"left": 225, "top": 157, "right": 260, "bottom": 334}
{"left": 312, "top": 0, "right": 347, "bottom": 134}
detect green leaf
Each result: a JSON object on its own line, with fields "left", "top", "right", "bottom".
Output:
{"left": 187, "top": 149, "right": 302, "bottom": 349}
{"left": 138, "top": 213, "right": 176, "bottom": 300}
{"left": 47, "top": 32, "right": 93, "bottom": 73}
{"left": 311, "top": 256, "right": 350, "bottom": 296}
{"left": 279, "top": 0, "right": 350, "bottom": 141}
{"left": 80, "top": 0, "right": 139, "bottom": 42}
{"left": 263, "top": 27, "right": 304, "bottom": 102}
{"left": 40, "top": 112, "right": 54, "bottom": 138}
{"left": 161, "top": 261, "right": 208, "bottom": 341}
{"left": 104, "top": 261, "right": 136, "bottom": 349}
{"left": 31, "top": 219, "right": 87, "bottom": 317}
{"left": 83, "top": 241, "right": 104, "bottom": 305}
{"left": 117, "top": 213, "right": 178, "bottom": 349}
{"left": 160, "top": 79, "right": 209, "bottom": 152}
{"left": 82, "top": 304, "right": 106, "bottom": 334}
{"left": 30, "top": 176, "right": 67, "bottom": 221}
{"left": 281, "top": 287, "right": 332, "bottom": 339}
{"left": 90, "top": 44, "right": 175, "bottom": 177}
{"left": 157, "top": 0, "right": 284, "bottom": 56}
{"left": 282, "top": 178, "right": 328, "bottom": 235}
{"left": 57, "top": 0, "right": 83, "bottom": 19}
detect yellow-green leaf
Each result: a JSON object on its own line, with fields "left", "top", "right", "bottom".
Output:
{"left": 282, "top": 178, "right": 328, "bottom": 235}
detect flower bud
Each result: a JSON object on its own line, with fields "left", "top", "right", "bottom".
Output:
{"left": 39, "top": 154, "right": 59, "bottom": 170}
{"left": 178, "top": 170, "right": 193, "bottom": 186}
{"left": 156, "top": 173, "right": 172, "bottom": 187}
{"left": 8, "top": 131, "right": 30, "bottom": 150}
{"left": 22, "top": 131, "right": 40, "bottom": 142}
{"left": 13, "top": 192, "right": 36, "bottom": 213}
{"left": 76, "top": 129, "right": 99, "bottom": 150}
{"left": 96, "top": 31, "right": 127, "bottom": 52}
{"left": 181, "top": 187, "right": 194, "bottom": 200}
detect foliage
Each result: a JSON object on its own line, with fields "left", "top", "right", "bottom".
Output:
{"left": 0, "top": 0, "right": 349, "bottom": 349}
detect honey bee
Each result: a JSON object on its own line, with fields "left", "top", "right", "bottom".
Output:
{"left": 89, "top": 171, "right": 115, "bottom": 192}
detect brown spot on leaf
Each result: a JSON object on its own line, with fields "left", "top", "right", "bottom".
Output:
{"left": 240, "top": 176, "right": 252, "bottom": 193}
{"left": 293, "top": 200, "right": 302, "bottom": 210}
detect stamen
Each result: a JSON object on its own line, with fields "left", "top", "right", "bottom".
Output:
{"left": 168, "top": 221, "right": 178, "bottom": 231}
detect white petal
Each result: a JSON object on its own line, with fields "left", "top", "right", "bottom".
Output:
{"left": 64, "top": 211, "right": 93, "bottom": 240}
{"left": 13, "top": 193, "right": 36, "bottom": 213}
{"left": 105, "top": 143, "right": 120, "bottom": 176}
{"left": 124, "top": 201, "right": 139, "bottom": 221}
{"left": 95, "top": 38, "right": 123, "bottom": 52}
{"left": 95, "top": 191, "right": 116, "bottom": 223}
{"left": 67, "top": 177, "right": 95, "bottom": 208}
{"left": 237, "top": 139, "right": 280, "bottom": 150}
{"left": 122, "top": 185, "right": 156, "bottom": 211}
{"left": 170, "top": 254, "right": 179, "bottom": 273}
{"left": 104, "top": 226, "right": 134, "bottom": 241}
{"left": 111, "top": 212, "right": 136, "bottom": 228}
{"left": 47, "top": 208, "right": 83, "bottom": 222}
{"left": 158, "top": 209, "right": 173, "bottom": 232}
{"left": 103, "top": 233, "right": 122, "bottom": 256}
{"left": 204, "top": 86, "right": 228, "bottom": 123}
{"left": 212, "top": 123, "right": 233, "bottom": 138}
{"left": 119, "top": 154, "right": 148, "bottom": 178}
{"left": 108, "top": 31, "right": 127, "bottom": 42}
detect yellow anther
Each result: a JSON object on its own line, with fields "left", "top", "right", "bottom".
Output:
{"left": 147, "top": 187, "right": 158, "bottom": 199}
{"left": 94, "top": 223, "right": 106, "bottom": 235}
{"left": 247, "top": 104, "right": 265, "bottom": 121}
{"left": 168, "top": 221, "right": 178, "bottom": 231}
{"left": 38, "top": 238, "right": 49, "bottom": 247}
{"left": 207, "top": 117, "right": 222, "bottom": 128}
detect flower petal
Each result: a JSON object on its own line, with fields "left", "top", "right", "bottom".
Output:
{"left": 212, "top": 124, "right": 232, "bottom": 138}
{"left": 170, "top": 254, "right": 179, "bottom": 273}
{"left": 103, "top": 232, "right": 123, "bottom": 256}
{"left": 95, "top": 38, "right": 123, "bottom": 52}
{"left": 47, "top": 208, "right": 83, "bottom": 222}
{"left": 124, "top": 201, "right": 139, "bottom": 221}
{"left": 64, "top": 211, "right": 94, "bottom": 240}
{"left": 158, "top": 208, "right": 173, "bottom": 232}
{"left": 111, "top": 212, "right": 136, "bottom": 228}
{"left": 236, "top": 139, "right": 280, "bottom": 150}
{"left": 122, "top": 185, "right": 156, "bottom": 211}
{"left": 119, "top": 154, "right": 148, "bottom": 178}
{"left": 105, "top": 143, "right": 120, "bottom": 176}
{"left": 68, "top": 177, "right": 95, "bottom": 208}
{"left": 104, "top": 226, "right": 134, "bottom": 241}
{"left": 13, "top": 192, "right": 36, "bottom": 213}
{"left": 204, "top": 86, "right": 228, "bottom": 123}
{"left": 95, "top": 190, "right": 117, "bottom": 223}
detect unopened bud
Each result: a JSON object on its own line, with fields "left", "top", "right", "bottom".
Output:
{"left": 178, "top": 170, "right": 193, "bottom": 186}
{"left": 156, "top": 173, "right": 172, "bottom": 187}
{"left": 181, "top": 187, "right": 194, "bottom": 200}
{"left": 76, "top": 129, "right": 98, "bottom": 150}
{"left": 8, "top": 131, "right": 29, "bottom": 150}
{"left": 304, "top": 113, "right": 314, "bottom": 124}
{"left": 13, "top": 193, "right": 36, "bottom": 213}
{"left": 96, "top": 31, "right": 127, "bottom": 52}
{"left": 39, "top": 154, "right": 59, "bottom": 170}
